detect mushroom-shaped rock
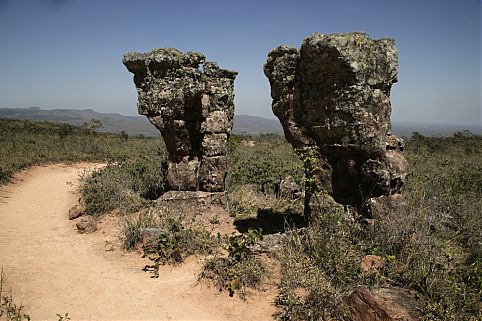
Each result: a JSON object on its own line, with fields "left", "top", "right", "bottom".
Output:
{"left": 264, "top": 32, "right": 408, "bottom": 216}
{"left": 123, "top": 49, "right": 237, "bottom": 193}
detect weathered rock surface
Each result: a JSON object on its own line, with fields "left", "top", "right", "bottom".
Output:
{"left": 278, "top": 176, "right": 303, "bottom": 199}
{"left": 76, "top": 215, "right": 97, "bottom": 234}
{"left": 344, "top": 287, "right": 424, "bottom": 321}
{"left": 264, "top": 32, "right": 408, "bottom": 215}
{"left": 157, "top": 190, "right": 227, "bottom": 209}
{"left": 123, "top": 49, "right": 237, "bottom": 193}
{"left": 361, "top": 255, "right": 385, "bottom": 275}
{"left": 140, "top": 227, "right": 168, "bottom": 248}
{"left": 248, "top": 232, "right": 285, "bottom": 255}
{"left": 366, "top": 194, "right": 408, "bottom": 219}
{"left": 68, "top": 202, "right": 85, "bottom": 220}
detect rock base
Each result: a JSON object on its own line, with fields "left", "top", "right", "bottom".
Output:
{"left": 157, "top": 190, "right": 227, "bottom": 209}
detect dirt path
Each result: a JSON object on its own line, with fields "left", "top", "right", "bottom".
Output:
{"left": 0, "top": 164, "right": 277, "bottom": 321}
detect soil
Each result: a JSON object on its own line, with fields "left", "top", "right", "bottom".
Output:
{"left": 0, "top": 163, "right": 278, "bottom": 321}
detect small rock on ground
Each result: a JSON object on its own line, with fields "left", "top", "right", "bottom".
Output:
{"left": 76, "top": 215, "right": 97, "bottom": 234}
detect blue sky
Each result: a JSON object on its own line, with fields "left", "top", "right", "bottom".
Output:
{"left": 0, "top": 0, "right": 480, "bottom": 126}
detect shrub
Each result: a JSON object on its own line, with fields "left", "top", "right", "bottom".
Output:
{"left": 122, "top": 210, "right": 160, "bottom": 250}
{"left": 227, "top": 134, "right": 303, "bottom": 193}
{"left": 228, "top": 184, "right": 303, "bottom": 218}
{"left": 81, "top": 157, "right": 166, "bottom": 217}
{"left": 121, "top": 208, "right": 222, "bottom": 277}
{"left": 199, "top": 229, "right": 268, "bottom": 298}
{"left": 142, "top": 214, "right": 221, "bottom": 277}
{"left": 275, "top": 205, "right": 363, "bottom": 321}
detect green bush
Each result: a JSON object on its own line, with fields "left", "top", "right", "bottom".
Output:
{"left": 227, "top": 134, "right": 303, "bottom": 193}
{"left": 81, "top": 157, "right": 167, "bottom": 217}
{"left": 141, "top": 213, "right": 222, "bottom": 278}
{"left": 199, "top": 228, "right": 267, "bottom": 298}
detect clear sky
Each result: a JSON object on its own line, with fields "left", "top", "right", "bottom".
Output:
{"left": 0, "top": 0, "right": 480, "bottom": 126}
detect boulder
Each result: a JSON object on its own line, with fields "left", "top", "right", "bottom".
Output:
{"left": 366, "top": 194, "right": 408, "bottom": 219}
{"left": 344, "top": 287, "right": 424, "bottom": 321}
{"left": 76, "top": 216, "right": 97, "bottom": 234}
{"left": 361, "top": 255, "right": 385, "bottom": 275}
{"left": 68, "top": 202, "right": 85, "bottom": 220}
{"left": 278, "top": 176, "right": 302, "bottom": 199}
{"left": 140, "top": 227, "right": 169, "bottom": 248}
{"left": 157, "top": 190, "right": 227, "bottom": 209}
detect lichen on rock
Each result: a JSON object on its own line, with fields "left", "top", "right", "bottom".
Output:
{"left": 264, "top": 32, "right": 408, "bottom": 216}
{"left": 123, "top": 48, "right": 237, "bottom": 193}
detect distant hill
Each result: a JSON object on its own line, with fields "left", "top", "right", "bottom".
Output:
{"left": 0, "top": 107, "right": 160, "bottom": 137}
{"left": 0, "top": 107, "right": 284, "bottom": 136}
{"left": 392, "top": 121, "right": 481, "bottom": 137}
{"left": 0, "top": 107, "right": 479, "bottom": 137}
{"left": 232, "top": 115, "right": 283, "bottom": 135}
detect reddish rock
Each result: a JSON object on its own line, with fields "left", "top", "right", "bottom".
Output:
{"left": 361, "top": 255, "right": 385, "bottom": 275}
{"left": 345, "top": 287, "right": 424, "bottom": 321}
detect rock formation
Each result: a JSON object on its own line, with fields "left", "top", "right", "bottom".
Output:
{"left": 264, "top": 32, "right": 408, "bottom": 216}
{"left": 344, "top": 287, "right": 424, "bottom": 321}
{"left": 123, "top": 49, "right": 237, "bottom": 193}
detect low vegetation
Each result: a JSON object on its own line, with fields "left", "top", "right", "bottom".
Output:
{"left": 121, "top": 208, "right": 222, "bottom": 278}
{"left": 0, "top": 268, "right": 70, "bottom": 321}
{"left": 227, "top": 134, "right": 303, "bottom": 194}
{"left": 199, "top": 228, "right": 268, "bottom": 298}
{"left": 80, "top": 157, "right": 166, "bottom": 217}
{"left": 0, "top": 268, "right": 30, "bottom": 321}
{"left": 1, "top": 118, "right": 480, "bottom": 320}
{"left": 0, "top": 118, "right": 165, "bottom": 186}
{"left": 275, "top": 131, "right": 482, "bottom": 321}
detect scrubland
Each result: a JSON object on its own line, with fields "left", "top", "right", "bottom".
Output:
{"left": 0, "top": 119, "right": 480, "bottom": 320}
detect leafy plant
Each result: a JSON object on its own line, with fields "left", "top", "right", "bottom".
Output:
{"left": 227, "top": 228, "right": 263, "bottom": 261}
{"left": 199, "top": 228, "right": 267, "bottom": 297}
{"left": 0, "top": 268, "right": 31, "bottom": 321}
{"left": 141, "top": 215, "right": 221, "bottom": 278}
{"left": 56, "top": 313, "right": 71, "bottom": 321}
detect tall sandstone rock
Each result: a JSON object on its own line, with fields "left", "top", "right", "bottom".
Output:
{"left": 123, "top": 49, "right": 237, "bottom": 192}
{"left": 264, "top": 32, "right": 408, "bottom": 216}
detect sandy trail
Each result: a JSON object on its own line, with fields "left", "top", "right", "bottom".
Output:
{"left": 0, "top": 163, "right": 276, "bottom": 321}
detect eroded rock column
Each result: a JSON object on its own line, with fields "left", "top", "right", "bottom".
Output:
{"left": 123, "top": 49, "right": 237, "bottom": 193}
{"left": 264, "top": 32, "right": 408, "bottom": 216}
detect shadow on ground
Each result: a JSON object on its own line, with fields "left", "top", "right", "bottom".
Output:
{"left": 234, "top": 208, "right": 308, "bottom": 234}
